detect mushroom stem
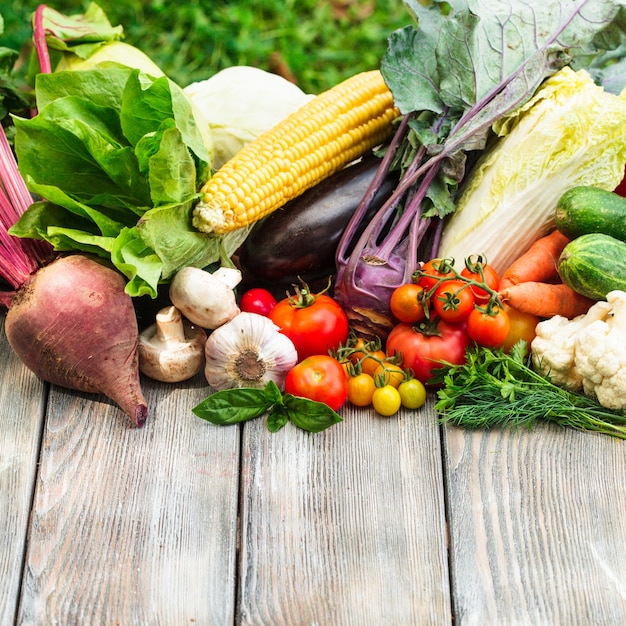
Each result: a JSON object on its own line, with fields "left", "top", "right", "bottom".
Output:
{"left": 138, "top": 306, "right": 207, "bottom": 383}
{"left": 155, "top": 306, "right": 186, "bottom": 346}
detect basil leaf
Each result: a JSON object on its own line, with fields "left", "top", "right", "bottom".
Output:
{"left": 283, "top": 394, "right": 343, "bottom": 433}
{"left": 263, "top": 380, "right": 284, "bottom": 406}
{"left": 267, "top": 405, "right": 289, "bottom": 433}
{"left": 192, "top": 388, "right": 271, "bottom": 425}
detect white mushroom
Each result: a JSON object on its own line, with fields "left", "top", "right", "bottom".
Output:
{"left": 169, "top": 266, "right": 242, "bottom": 329}
{"left": 138, "top": 306, "right": 207, "bottom": 382}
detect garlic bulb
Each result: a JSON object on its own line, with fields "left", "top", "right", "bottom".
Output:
{"left": 204, "top": 312, "right": 298, "bottom": 390}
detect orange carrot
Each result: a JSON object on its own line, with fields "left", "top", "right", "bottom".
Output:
{"left": 498, "top": 281, "right": 595, "bottom": 319}
{"left": 499, "top": 230, "right": 571, "bottom": 290}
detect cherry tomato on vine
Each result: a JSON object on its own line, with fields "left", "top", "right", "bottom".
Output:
{"left": 460, "top": 263, "right": 500, "bottom": 302}
{"left": 398, "top": 378, "right": 427, "bottom": 409}
{"left": 467, "top": 306, "right": 511, "bottom": 348}
{"left": 433, "top": 279, "right": 475, "bottom": 323}
{"left": 339, "top": 359, "right": 354, "bottom": 379}
{"left": 372, "top": 385, "right": 402, "bottom": 417}
{"left": 390, "top": 283, "right": 427, "bottom": 323}
{"left": 239, "top": 288, "right": 278, "bottom": 316}
{"left": 347, "top": 372, "right": 376, "bottom": 407}
{"left": 284, "top": 355, "right": 348, "bottom": 411}
{"left": 269, "top": 284, "right": 349, "bottom": 361}
{"left": 415, "top": 258, "right": 456, "bottom": 292}
{"left": 373, "top": 361, "right": 405, "bottom": 388}
{"left": 386, "top": 318, "right": 470, "bottom": 384}
{"left": 349, "top": 338, "right": 387, "bottom": 377}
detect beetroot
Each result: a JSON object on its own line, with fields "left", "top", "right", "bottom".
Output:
{"left": 3, "top": 255, "right": 148, "bottom": 426}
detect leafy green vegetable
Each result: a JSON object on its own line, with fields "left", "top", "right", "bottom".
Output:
{"left": 37, "top": 2, "right": 123, "bottom": 60}
{"left": 31, "top": 4, "right": 166, "bottom": 82}
{"left": 590, "top": 41, "right": 626, "bottom": 94}
{"left": 384, "top": 0, "right": 625, "bottom": 164}
{"left": 10, "top": 65, "right": 247, "bottom": 297}
{"left": 433, "top": 342, "right": 626, "bottom": 440}
{"left": 192, "top": 380, "right": 343, "bottom": 433}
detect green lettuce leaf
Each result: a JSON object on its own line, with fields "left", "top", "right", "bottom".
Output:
{"left": 35, "top": 65, "right": 130, "bottom": 110}
{"left": 10, "top": 65, "right": 226, "bottom": 298}
{"left": 14, "top": 95, "right": 151, "bottom": 211}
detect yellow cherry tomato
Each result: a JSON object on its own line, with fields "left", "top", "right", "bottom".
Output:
{"left": 398, "top": 378, "right": 427, "bottom": 409}
{"left": 372, "top": 385, "right": 402, "bottom": 417}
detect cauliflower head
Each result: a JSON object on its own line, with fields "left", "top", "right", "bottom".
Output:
{"left": 531, "top": 299, "right": 612, "bottom": 390}
{"left": 574, "top": 291, "right": 626, "bottom": 411}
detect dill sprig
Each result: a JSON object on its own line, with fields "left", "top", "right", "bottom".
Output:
{"left": 433, "top": 342, "right": 626, "bottom": 439}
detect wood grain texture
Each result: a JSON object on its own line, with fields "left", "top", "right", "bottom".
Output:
{"left": 237, "top": 397, "right": 451, "bottom": 626}
{"left": 0, "top": 315, "right": 47, "bottom": 625}
{"left": 443, "top": 423, "right": 626, "bottom": 625}
{"left": 16, "top": 373, "right": 240, "bottom": 626}
{"left": 4, "top": 317, "right": 626, "bottom": 625}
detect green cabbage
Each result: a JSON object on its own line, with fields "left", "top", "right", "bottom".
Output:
{"left": 184, "top": 66, "right": 313, "bottom": 169}
{"left": 438, "top": 67, "right": 626, "bottom": 275}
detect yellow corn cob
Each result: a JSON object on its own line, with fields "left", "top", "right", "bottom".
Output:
{"left": 192, "top": 69, "right": 400, "bottom": 235}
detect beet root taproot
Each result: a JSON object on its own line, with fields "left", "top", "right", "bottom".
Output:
{"left": 4, "top": 255, "right": 148, "bottom": 427}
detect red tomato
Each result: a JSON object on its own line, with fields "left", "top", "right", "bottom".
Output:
{"left": 385, "top": 319, "right": 470, "bottom": 384}
{"left": 467, "top": 306, "right": 511, "bottom": 348}
{"left": 433, "top": 279, "right": 475, "bottom": 322}
{"left": 614, "top": 164, "right": 626, "bottom": 197}
{"left": 284, "top": 355, "right": 348, "bottom": 411}
{"left": 461, "top": 263, "right": 500, "bottom": 302}
{"left": 239, "top": 288, "right": 278, "bottom": 316}
{"left": 415, "top": 258, "right": 456, "bottom": 292}
{"left": 269, "top": 292, "right": 349, "bottom": 361}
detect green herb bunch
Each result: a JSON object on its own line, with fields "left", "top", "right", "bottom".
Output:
{"left": 433, "top": 342, "right": 626, "bottom": 439}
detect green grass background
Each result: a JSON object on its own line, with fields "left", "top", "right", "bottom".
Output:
{"left": 1, "top": 0, "right": 410, "bottom": 93}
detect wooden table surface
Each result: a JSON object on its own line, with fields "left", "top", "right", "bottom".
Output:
{"left": 1, "top": 310, "right": 625, "bottom": 626}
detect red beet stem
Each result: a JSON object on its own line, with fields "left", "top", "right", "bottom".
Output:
{"left": 0, "top": 130, "right": 52, "bottom": 289}
{"left": 33, "top": 5, "right": 52, "bottom": 75}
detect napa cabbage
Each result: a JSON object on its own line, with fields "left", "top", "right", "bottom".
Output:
{"left": 438, "top": 67, "right": 626, "bottom": 274}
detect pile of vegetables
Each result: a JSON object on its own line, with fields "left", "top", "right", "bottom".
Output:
{"left": 333, "top": 0, "right": 626, "bottom": 340}
{"left": 2, "top": 0, "right": 626, "bottom": 438}
{"left": 0, "top": 3, "right": 327, "bottom": 426}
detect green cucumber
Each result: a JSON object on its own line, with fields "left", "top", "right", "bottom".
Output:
{"left": 555, "top": 186, "right": 626, "bottom": 241}
{"left": 558, "top": 233, "right": 626, "bottom": 300}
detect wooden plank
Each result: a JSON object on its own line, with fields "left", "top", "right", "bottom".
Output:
{"left": 238, "top": 398, "right": 451, "bottom": 625}
{"left": 17, "top": 374, "right": 241, "bottom": 626}
{"left": 444, "top": 423, "right": 626, "bottom": 624}
{"left": 0, "top": 316, "right": 47, "bottom": 625}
